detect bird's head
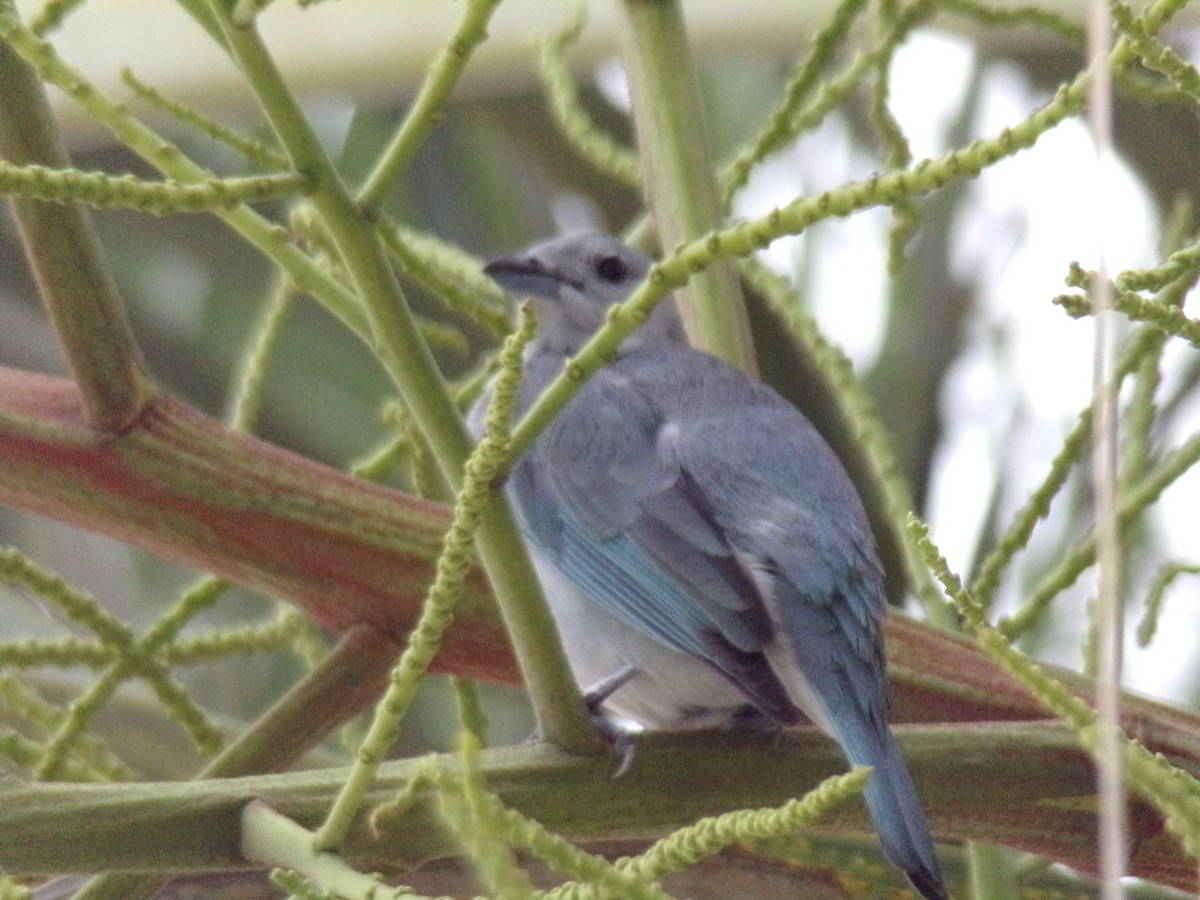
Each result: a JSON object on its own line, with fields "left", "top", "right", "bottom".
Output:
{"left": 484, "top": 231, "right": 683, "bottom": 354}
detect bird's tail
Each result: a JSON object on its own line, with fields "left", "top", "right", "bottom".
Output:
{"left": 830, "top": 715, "right": 949, "bottom": 900}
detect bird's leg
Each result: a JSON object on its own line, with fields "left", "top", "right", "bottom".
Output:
{"left": 582, "top": 664, "right": 640, "bottom": 778}
{"left": 582, "top": 663, "right": 640, "bottom": 709}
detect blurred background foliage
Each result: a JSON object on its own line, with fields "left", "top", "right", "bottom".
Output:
{"left": 3, "top": 2, "right": 1200, "bottom": 892}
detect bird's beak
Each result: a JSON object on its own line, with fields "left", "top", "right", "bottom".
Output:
{"left": 483, "top": 255, "right": 566, "bottom": 300}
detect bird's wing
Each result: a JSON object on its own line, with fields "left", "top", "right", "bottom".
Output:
{"left": 510, "top": 353, "right": 798, "bottom": 723}
{"left": 668, "top": 391, "right": 890, "bottom": 722}
{"left": 542, "top": 343, "right": 887, "bottom": 727}
{"left": 656, "top": 377, "right": 947, "bottom": 895}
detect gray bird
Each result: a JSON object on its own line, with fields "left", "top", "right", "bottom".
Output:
{"left": 478, "top": 231, "right": 948, "bottom": 900}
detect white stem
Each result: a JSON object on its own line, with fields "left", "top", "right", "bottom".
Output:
{"left": 1086, "top": 0, "right": 1125, "bottom": 896}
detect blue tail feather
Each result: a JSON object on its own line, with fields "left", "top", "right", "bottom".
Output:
{"left": 833, "top": 716, "right": 948, "bottom": 900}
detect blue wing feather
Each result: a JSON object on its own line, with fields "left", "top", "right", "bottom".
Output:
{"left": 510, "top": 352, "right": 795, "bottom": 720}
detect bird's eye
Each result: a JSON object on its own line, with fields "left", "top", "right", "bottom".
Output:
{"left": 594, "top": 255, "right": 628, "bottom": 283}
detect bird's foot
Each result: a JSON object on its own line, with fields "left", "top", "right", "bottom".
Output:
{"left": 582, "top": 664, "right": 640, "bottom": 778}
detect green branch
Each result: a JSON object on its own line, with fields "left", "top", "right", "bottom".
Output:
{"left": 243, "top": 802, "right": 410, "bottom": 900}
{"left": 1138, "top": 562, "right": 1200, "bottom": 647}
{"left": 120, "top": 67, "right": 289, "bottom": 169}
{"left": 720, "top": 0, "right": 873, "bottom": 203}
{"left": 999, "top": 430, "right": 1200, "bottom": 640}
{"left": 357, "top": 0, "right": 504, "bottom": 212}
{"left": 537, "top": 10, "right": 641, "bottom": 188}
{"left": 616, "top": 0, "right": 754, "bottom": 372}
{"left": 625, "top": 767, "right": 871, "bottom": 882}
{"left": 0, "top": 551, "right": 224, "bottom": 778}
{"left": 0, "top": 677, "right": 134, "bottom": 782}
{"left": 2, "top": 725, "right": 1198, "bottom": 888}
{"left": 312, "top": 307, "right": 545, "bottom": 851}
{"left": 72, "top": 626, "right": 402, "bottom": 900}
{"left": 1056, "top": 288, "right": 1200, "bottom": 346}
{"left": 205, "top": 1, "right": 595, "bottom": 756}
{"left": 0, "top": 161, "right": 308, "bottom": 212}
{"left": 0, "top": 27, "right": 151, "bottom": 432}
{"left": 377, "top": 218, "right": 512, "bottom": 336}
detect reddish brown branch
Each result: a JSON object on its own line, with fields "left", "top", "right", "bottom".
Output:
{"left": 0, "top": 366, "right": 512, "bottom": 682}
{"left": 4, "top": 366, "right": 1199, "bottom": 738}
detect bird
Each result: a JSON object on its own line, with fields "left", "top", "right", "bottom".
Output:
{"left": 478, "top": 231, "right": 948, "bottom": 900}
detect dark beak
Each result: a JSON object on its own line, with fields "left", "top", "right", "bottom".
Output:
{"left": 483, "top": 255, "right": 565, "bottom": 300}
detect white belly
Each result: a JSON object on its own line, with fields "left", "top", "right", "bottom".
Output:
{"left": 528, "top": 546, "right": 753, "bottom": 730}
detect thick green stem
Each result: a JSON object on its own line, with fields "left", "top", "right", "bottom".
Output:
{"left": 966, "top": 841, "right": 1023, "bottom": 900}
{"left": 0, "top": 36, "right": 151, "bottom": 432}
{"left": 1, "top": 724, "right": 1198, "bottom": 890}
{"left": 614, "top": 0, "right": 756, "bottom": 374}
{"left": 242, "top": 802, "right": 412, "bottom": 899}
{"left": 207, "top": 5, "right": 597, "bottom": 762}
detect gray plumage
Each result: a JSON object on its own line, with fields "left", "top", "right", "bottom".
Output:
{"left": 479, "top": 232, "right": 948, "bottom": 900}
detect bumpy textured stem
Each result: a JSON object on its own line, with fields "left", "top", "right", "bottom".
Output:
{"left": 207, "top": 2, "right": 596, "bottom": 756}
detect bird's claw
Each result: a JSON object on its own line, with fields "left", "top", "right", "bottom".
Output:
{"left": 588, "top": 711, "right": 637, "bottom": 778}
{"left": 582, "top": 664, "right": 640, "bottom": 778}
